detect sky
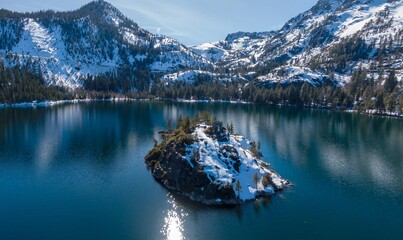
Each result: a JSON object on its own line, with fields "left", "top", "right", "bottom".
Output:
{"left": 0, "top": 0, "right": 318, "bottom": 46}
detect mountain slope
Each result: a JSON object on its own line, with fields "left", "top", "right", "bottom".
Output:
{"left": 0, "top": 0, "right": 401, "bottom": 90}
{"left": 193, "top": 0, "right": 402, "bottom": 86}
{"left": 191, "top": 31, "right": 274, "bottom": 66}
{"left": 0, "top": 0, "right": 212, "bottom": 89}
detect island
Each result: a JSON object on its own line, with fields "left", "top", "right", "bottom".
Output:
{"left": 145, "top": 113, "right": 290, "bottom": 205}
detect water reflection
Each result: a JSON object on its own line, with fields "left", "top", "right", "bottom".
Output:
{"left": 1, "top": 102, "right": 401, "bottom": 192}
{"left": 159, "top": 103, "right": 403, "bottom": 197}
{"left": 0, "top": 102, "right": 164, "bottom": 171}
{"left": 0, "top": 102, "right": 402, "bottom": 240}
{"left": 161, "top": 194, "right": 187, "bottom": 240}
{"left": 207, "top": 107, "right": 403, "bottom": 192}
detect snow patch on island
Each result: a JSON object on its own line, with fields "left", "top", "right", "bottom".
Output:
{"left": 184, "top": 124, "right": 288, "bottom": 201}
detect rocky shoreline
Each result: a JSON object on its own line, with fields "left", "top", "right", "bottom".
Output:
{"left": 145, "top": 113, "right": 290, "bottom": 205}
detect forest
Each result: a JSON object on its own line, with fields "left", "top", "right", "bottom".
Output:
{"left": 0, "top": 62, "right": 73, "bottom": 103}
{"left": 148, "top": 68, "right": 403, "bottom": 114}
{"left": 1, "top": 59, "right": 402, "bottom": 115}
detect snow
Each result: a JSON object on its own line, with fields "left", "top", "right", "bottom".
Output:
{"left": 257, "top": 66, "right": 338, "bottom": 86}
{"left": 1, "top": 18, "right": 122, "bottom": 88}
{"left": 1, "top": 0, "right": 401, "bottom": 89}
{"left": 192, "top": 43, "right": 218, "bottom": 52}
{"left": 337, "top": 0, "right": 403, "bottom": 38}
{"left": 182, "top": 124, "right": 288, "bottom": 201}
{"left": 160, "top": 69, "right": 248, "bottom": 85}
{"left": 0, "top": 99, "right": 80, "bottom": 108}
{"left": 23, "top": 19, "right": 55, "bottom": 57}
{"left": 0, "top": 98, "right": 156, "bottom": 108}
{"left": 122, "top": 29, "right": 149, "bottom": 46}
{"left": 191, "top": 31, "right": 270, "bottom": 65}
{"left": 0, "top": 6, "right": 213, "bottom": 89}
{"left": 190, "top": 0, "right": 403, "bottom": 86}
{"left": 161, "top": 70, "right": 216, "bottom": 84}
{"left": 1, "top": 13, "right": 211, "bottom": 89}
{"left": 150, "top": 36, "right": 212, "bottom": 73}
{"left": 191, "top": 43, "right": 225, "bottom": 62}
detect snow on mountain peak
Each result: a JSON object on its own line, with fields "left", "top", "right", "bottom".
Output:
{"left": 0, "top": 0, "right": 401, "bottom": 89}
{"left": 0, "top": 1, "right": 214, "bottom": 89}
{"left": 192, "top": 0, "right": 402, "bottom": 86}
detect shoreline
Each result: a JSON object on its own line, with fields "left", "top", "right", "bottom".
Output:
{"left": 145, "top": 119, "right": 290, "bottom": 205}
{"left": 0, "top": 98, "right": 147, "bottom": 108}
{"left": 0, "top": 98, "right": 401, "bottom": 118}
{"left": 0, "top": 98, "right": 252, "bottom": 108}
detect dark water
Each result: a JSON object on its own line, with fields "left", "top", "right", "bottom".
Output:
{"left": 0, "top": 102, "right": 402, "bottom": 240}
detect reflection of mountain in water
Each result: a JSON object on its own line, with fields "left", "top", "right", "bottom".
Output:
{"left": 0, "top": 102, "right": 168, "bottom": 170}
{"left": 150, "top": 102, "right": 403, "bottom": 196}
{"left": 0, "top": 102, "right": 402, "bottom": 195}
{"left": 230, "top": 107, "right": 403, "bottom": 194}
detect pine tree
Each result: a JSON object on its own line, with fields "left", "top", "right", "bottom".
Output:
{"left": 176, "top": 115, "right": 183, "bottom": 129}
{"left": 227, "top": 121, "right": 234, "bottom": 134}
{"left": 201, "top": 112, "right": 212, "bottom": 125}
{"left": 253, "top": 172, "right": 259, "bottom": 191}
{"left": 375, "top": 92, "right": 385, "bottom": 111}
{"left": 300, "top": 82, "right": 310, "bottom": 104}
{"left": 384, "top": 70, "right": 397, "bottom": 93}
{"left": 166, "top": 118, "right": 173, "bottom": 129}
{"left": 261, "top": 176, "right": 269, "bottom": 188}
{"left": 182, "top": 115, "right": 191, "bottom": 133}
{"left": 250, "top": 141, "right": 263, "bottom": 158}
{"left": 235, "top": 180, "right": 242, "bottom": 200}
{"left": 385, "top": 93, "right": 397, "bottom": 112}
{"left": 399, "top": 95, "right": 403, "bottom": 113}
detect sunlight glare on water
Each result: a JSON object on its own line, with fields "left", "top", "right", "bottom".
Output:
{"left": 161, "top": 194, "right": 187, "bottom": 240}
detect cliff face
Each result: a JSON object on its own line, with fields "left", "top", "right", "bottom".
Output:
{"left": 145, "top": 116, "right": 289, "bottom": 205}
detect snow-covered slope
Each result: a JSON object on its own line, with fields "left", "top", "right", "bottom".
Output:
{"left": 188, "top": 124, "right": 288, "bottom": 201}
{"left": 256, "top": 66, "right": 346, "bottom": 87}
{"left": 0, "top": 0, "right": 401, "bottom": 89}
{"left": 191, "top": 31, "right": 273, "bottom": 67}
{"left": 6, "top": 17, "right": 120, "bottom": 88}
{"left": 0, "top": 0, "right": 213, "bottom": 89}
{"left": 161, "top": 70, "right": 218, "bottom": 84}
{"left": 193, "top": 0, "right": 403, "bottom": 86}
{"left": 160, "top": 69, "right": 247, "bottom": 85}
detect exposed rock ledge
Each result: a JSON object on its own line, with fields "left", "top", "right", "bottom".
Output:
{"left": 145, "top": 114, "right": 290, "bottom": 205}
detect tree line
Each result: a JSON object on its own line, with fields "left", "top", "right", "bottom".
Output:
{"left": 149, "top": 68, "right": 402, "bottom": 114}
{"left": 1, "top": 59, "right": 401, "bottom": 115}
{"left": 0, "top": 62, "right": 73, "bottom": 103}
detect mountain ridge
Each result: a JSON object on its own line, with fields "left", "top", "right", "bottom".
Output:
{"left": 0, "top": 0, "right": 213, "bottom": 89}
{"left": 0, "top": 0, "right": 401, "bottom": 91}
{"left": 192, "top": 0, "right": 402, "bottom": 86}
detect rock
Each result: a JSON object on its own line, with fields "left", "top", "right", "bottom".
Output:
{"left": 145, "top": 116, "right": 290, "bottom": 205}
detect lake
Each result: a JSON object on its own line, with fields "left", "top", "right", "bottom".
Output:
{"left": 0, "top": 102, "right": 402, "bottom": 240}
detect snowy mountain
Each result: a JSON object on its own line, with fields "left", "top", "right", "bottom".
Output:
{"left": 0, "top": 0, "right": 212, "bottom": 89}
{"left": 0, "top": 0, "right": 401, "bottom": 90}
{"left": 192, "top": 31, "right": 274, "bottom": 66}
{"left": 193, "top": 0, "right": 402, "bottom": 86}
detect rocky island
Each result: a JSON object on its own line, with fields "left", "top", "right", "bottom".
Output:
{"left": 145, "top": 113, "right": 290, "bottom": 205}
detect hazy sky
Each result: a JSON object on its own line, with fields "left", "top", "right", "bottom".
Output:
{"left": 0, "top": 0, "right": 318, "bottom": 45}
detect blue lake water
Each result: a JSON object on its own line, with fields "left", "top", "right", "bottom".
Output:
{"left": 0, "top": 102, "right": 402, "bottom": 240}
